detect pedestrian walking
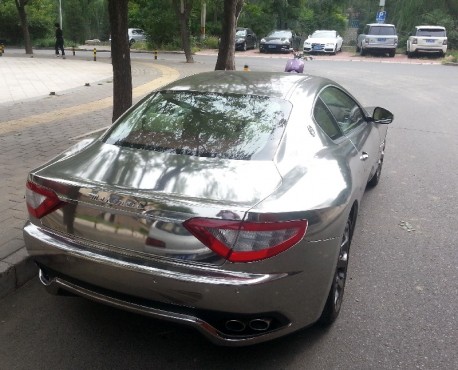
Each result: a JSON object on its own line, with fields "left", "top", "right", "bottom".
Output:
{"left": 54, "top": 22, "right": 66, "bottom": 59}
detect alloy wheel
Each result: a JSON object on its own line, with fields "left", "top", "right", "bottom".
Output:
{"left": 333, "top": 218, "right": 351, "bottom": 312}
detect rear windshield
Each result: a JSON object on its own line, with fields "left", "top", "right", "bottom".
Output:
{"left": 268, "top": 30, "right": 292, "bottom": 38}
{"left": 416, "top": 29, "right": 446, "bottom": 37}
{"left": 103, "top": 91, "right": 292, "bottom": 161}
{"left": 368, "top": 26, "right": 396, "bottom": 35}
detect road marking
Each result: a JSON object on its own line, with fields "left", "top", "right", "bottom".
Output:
{"left": 0, "top": 63, "right": 180, "bottom": 136}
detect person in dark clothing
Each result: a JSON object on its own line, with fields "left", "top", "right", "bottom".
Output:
{"left": 54, "top": 22, "right": 65, "bottom": 58}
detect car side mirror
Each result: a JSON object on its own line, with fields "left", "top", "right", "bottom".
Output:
{"left": 371, "top": 107, "right": 393, "bottom": 124}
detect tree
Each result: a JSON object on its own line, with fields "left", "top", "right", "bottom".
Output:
{"left": 215, "top": 0, "right": 243, "bottom": 70}
{"left": 14, "top": 0, "right": 33, "bottom": 54}
{"left": 172, "top": 0, "right": 194, "bottom": 63}
{"left": 108, "top": 0, "right": 132, "bottom": 123}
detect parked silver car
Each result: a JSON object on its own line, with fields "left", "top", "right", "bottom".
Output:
{"left": 24, "top": 71, "right": 393, "bottom": 346}
{"left": 357, "top": 23, "right": 398, "bottom": 57}
{"left": 128, "top": 28, "right": 147, "bottom": 46}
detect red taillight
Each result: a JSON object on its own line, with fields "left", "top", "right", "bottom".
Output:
{"left": 26, "top": 181, "right": 63, "bottom": 219}
{"left": 183, "top": 218, "right": 308, "bottom": 262}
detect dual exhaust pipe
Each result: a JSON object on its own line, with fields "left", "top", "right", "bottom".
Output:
{"left": 225, "top": 318, "right": 272, "bottom": 333}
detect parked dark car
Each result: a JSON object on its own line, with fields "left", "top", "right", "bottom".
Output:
{"left": 235, "top": 27, "right": 257, "bottom": 51}
{"left": 259, "top": 29, "right": 299, "bottom": 53}
{"left": 24, "top": 71, "right": 393, "bottom": 346}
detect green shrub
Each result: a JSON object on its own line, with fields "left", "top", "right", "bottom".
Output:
{"left": 33, "top": 38, "right": 55, "bottom": 48}
{"left": 199, "top": 35, "right": 219, "bottom": 49}
{"left": 444, "top": 50, "right": 458, "bottom": 62}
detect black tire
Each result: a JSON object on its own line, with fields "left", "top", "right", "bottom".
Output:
{"left": 367, "top": 143, "right": 385, "bottom": 187}
{"left": 407, "top": 51, "right": 415, "bottom": 58}
{"left": 360, "top": 46, "right": 366, "bottom": 56}
{"left": 389, "top": 50, "right": 396, "bottom": 57}
{"left": 318, "top": 215, "right": 353, "bottom": 326}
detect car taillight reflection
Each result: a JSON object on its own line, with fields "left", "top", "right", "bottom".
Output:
{"left": 183, "top": 218, "right": 307, "bottom": 262}
{"left": 26, "top": 181, "right": 64, "bottom": 219}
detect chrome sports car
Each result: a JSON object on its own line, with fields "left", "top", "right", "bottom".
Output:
{"left": 24, "top": 71, "right": 393, "bottom": 346}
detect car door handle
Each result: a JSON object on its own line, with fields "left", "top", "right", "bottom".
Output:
{"left": 360, "top": 152, "right": 369, "bottom": 161}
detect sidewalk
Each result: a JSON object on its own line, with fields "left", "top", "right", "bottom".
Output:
{"left": 0, "top": 48, "right": 207, "bottom": 298}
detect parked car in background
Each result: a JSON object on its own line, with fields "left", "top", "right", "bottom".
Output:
{"left": 128, "top": 28, "right": 147, "bottom": 46}
{"left": 109, "top": 28, "right": 148, "bottom": 46}
{"left": 406, "top": 25, "right": 447, "bottom": 57}
{"left": 235, "top": 27, "right": 257, "bottom": 51}
{"left": 259, "top": 29, "right": 298, "bottom": 53}
{"left": 303, "top": 30, "right": 343, "bottom": 55}
{"left": 357, "top": 23, "right": 398, "bottom": 57}
{"left": 24, "top": 71, "right": 393, "bottom": 346}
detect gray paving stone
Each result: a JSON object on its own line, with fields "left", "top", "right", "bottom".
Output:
{"left": 0, "top": 261, "right": 15, "bottom": 298}
{"left": 3, "top": 247, "right": 37, "bottom": 288}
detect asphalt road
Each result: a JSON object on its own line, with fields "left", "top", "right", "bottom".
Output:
{"left": 1, "top": 52, "right": 457, "bottom": 369}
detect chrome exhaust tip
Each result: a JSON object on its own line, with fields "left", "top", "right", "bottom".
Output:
{"left": 38, "top": 268, "right": 62, "bottom": 295}
{"left": 38, "top": 268, "right": 52, "bottom": 285}
{"left": 249, "top": 318, "right": 272, "bottom": 331}
{"left": 225, "top": 319, "right": 247, "bottom": 332}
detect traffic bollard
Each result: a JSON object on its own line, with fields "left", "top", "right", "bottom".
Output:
{"left": 93, "top": 48, "right": 96, "bottom": 61}
{"left": 73, "top": 46, "right": 75, "bottom": 56}
{"left": 154, "top": 50, "right": 158, "bottom": 60}
{"left": 0, "top": 44, "right": 4, "bottom": 57}
{"left": 243, "top": 64, "right": 250, "bottom": 71}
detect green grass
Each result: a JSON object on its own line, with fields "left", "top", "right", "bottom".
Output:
{"left": 444, "top": 50, "right": 458, "bottom": 63}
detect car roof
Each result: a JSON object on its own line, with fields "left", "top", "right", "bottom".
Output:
{"left": 161, "top": 71, "right": 324, "bottom": 100}
{"left": 367, "top": 23, "right": 395, "bottom": 27}
{"left": 415, "top": 25, "right": 445, "bottom": 29}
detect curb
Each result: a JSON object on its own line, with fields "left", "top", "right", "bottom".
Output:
{"left": 0, "top": 247, "right": 37, "bottom": 299}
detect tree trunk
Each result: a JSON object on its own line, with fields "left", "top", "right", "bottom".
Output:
{"left": 215, "top": 0, "right": 243, "bottom": 70}
{"left": 172, "top": 0, "right": 194, "bottom": 63}
{"left": 14, "top": 0, "right": 33, "bottom": 55}
{"left": 108, "top": 0, "right": 132, "bottom": 123}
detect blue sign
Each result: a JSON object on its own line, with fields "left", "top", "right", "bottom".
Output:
{"left": 376, "top": 10, "right": 386, "bottom": 23}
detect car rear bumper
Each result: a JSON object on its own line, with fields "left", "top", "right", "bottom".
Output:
{"left": 364, "top": 44, "right": 396, "bottom": 51}
{"left": 410, "top": 45, "right": 447, "bottom": 53}
{"left": 24, "top": 221, "right": 338, "bottom": 346}
{"left": 260, "top": 44, "right": 291, "bottom": 53}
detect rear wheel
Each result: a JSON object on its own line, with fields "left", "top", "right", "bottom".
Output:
{"left": 319, "top": 215, "right": 353, "bottom": 325}
{"left": 389, "top": 50, "right": 396, "bottom": 57}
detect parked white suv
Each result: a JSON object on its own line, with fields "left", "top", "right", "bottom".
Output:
{"left": 357, "top": 23, "right": 398, "bottom": 57}
{"left": 406, "top": 25, "right": 447, "bottom": 58}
